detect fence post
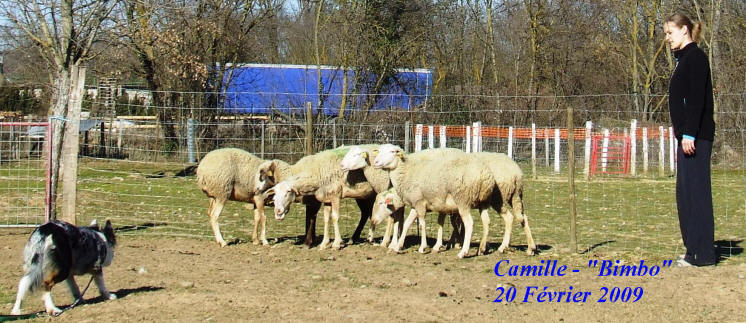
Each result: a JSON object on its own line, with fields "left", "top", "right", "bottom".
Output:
{"left": 668, "top": 126, "right": 675, "bottom": 174}
{"left": 332, "top": 119, "right": 337, "bottom": 148}
{"left": 415, "top": 124, "right": 423, "bottom": 152}
{"left": 439, "top": 125, "right": 446, "bottom": 148}
{"left": 554, "top": 128, "right": 560, "bottom": 173}
{"left": 531, "top": 123, "right": 536, "bottom": 179}
{"left": 567, "top": 103, "right": 577, "bottom": 253}
{"left": 472, "top": 122, "right": 481, "bottom": 153}
{"left": 261, "top": 120, "right": 265, "bottom": 159}
{"left": 404, "top": 121, "right": 410, "bottom": 153}
{"left": 465, "top": 126, "right": 471, "bottom": 153}
{"left": 642, "top": 127, "right": 649, "bottom": 175}
{"left": 602, "top": 129, "right": 610, "bottom": 173}
{"left": 658, "top": 126, "right": 665, "bottom": 177}
{"left": 62, "top": 65, "right": 85, "bottom": 224}
{"left": 630, "top": 119, "right": 637, "bottom": 176}
{"left": 427, "top": 125, "right": 434, "bottom": 149}
{"left": 187, "top": 118, "right": 195, "bottom": 163}
{"left": 507, "top": 126, "right": 514, "bottom": 159}
{"left": 583, "top": 121, "right": 592, "bottom": 181}
{"left": 544, "top": 128, "right": 550, "bottom": 167}
{"left": 305, "top": 102, "right": 313, "bottom": 156}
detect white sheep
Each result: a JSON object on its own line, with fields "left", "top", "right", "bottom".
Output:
{"left": 474, "top": 152, "right": 536, "bottom": 255}
{"left": 195, "top": 148, "right": 281, "bottom": 247}
{"left": 261, "top": 146, "right": 381, "bottom": 250}
{"left": 371, "top": 187, "right": 463, "bottom": 252}
{"left": 373, "top": 145, "right": 495, "bottom": 258}
{"left": 340, "top": 146, "right": 403, "bottom": 249}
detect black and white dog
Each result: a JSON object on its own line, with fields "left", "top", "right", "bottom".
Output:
{"left": 10, "top": 219, "right": 117, "bottom": 316}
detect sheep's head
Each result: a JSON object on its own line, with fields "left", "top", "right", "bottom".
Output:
{"left": 255, "top": 160, "right": 278, "bottom": 195}
{"left": 272, "top": 180, "right": 297, "bottom": 220}
{"left": 371, "top": 189, "right": 403, "bottom": 226}
{"left": 340, "top": 146, "right": 370, "bottom": 171}
{"left": 372, "top": 144, "right": 404, "bottom": 169}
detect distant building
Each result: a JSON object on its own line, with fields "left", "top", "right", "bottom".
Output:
{"left": 221, "top": 63, "right": 432, "bottom": 116}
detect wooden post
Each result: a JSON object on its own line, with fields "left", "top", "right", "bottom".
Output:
{"left": 465, "top": 126, "right": 471, "bottom": 153}
{"left": 544, "top": 128, "right": 550, "bottom": 166}
{"left": 415, "top": 124, "right": 423, "bottom": 152}
{"left": 117, "top": 118, "right": 124, "bottom": 157}
{"left": 332, "top": 119, "right": 337, "bottom": 148}
{"left": 61, "top": 66, "right": 86, "bottom": 224}
{"left": 602, "top": 129, "right": 610, "bottom": 173}
{"left": 669, "top": 126, "right": 675, "bottom": 174}
{"left": 567, "top": 104, "right": 577, "bottom": 253}
{"left": 305, "top": 102, "right": 313, "bottom": 156}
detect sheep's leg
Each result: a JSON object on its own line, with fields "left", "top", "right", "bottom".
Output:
{"left": 351, "top": 197, "right": 374, "bottom": 244}
{"left": 253, "top": 197, "right": 269, "bottom": 245}
{"left": 449, "top": 213, "right": 463, "bottom": 249}
{"left": 331, "top": 198, "right": 343, "bottom": 250}
{"left": 513, "top": 196, "right": 536, "bottom": 255}
{"left": 416, "top": 205, "right": 428, "bottom": 254}
{"left": 478, "top": 208, "right": 491, "bottom": 255}
{"left": 396, "top": 209, "right": 419, "bottom": 253}
{"left": 208, "top": 198, "right": 228, "bottom": 247}
{"left": 319, "top": 205, "right": 331, "bottom": 250}
{"left": 457, "top": 207, "right": 474, "bottom": 259}
{"left": 304, "top": 198, "right": 321, "bottom": 247}
{"left": 380, "top": 216, "right": 394, "bottom": 247}
{"left": 433, "top": 213, "right": 446, "bottom": 252}
{"left": 497, "top": 207, "right": 514, "bottom": 253}
{"left": 390, "top": 212, "right": 403, "bottom": 252}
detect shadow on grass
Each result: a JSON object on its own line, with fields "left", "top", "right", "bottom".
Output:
{"left": 716, "top": 240, "right": 743, "bottom": 261}
{"left": 579, "top": 240, "right": 616, "bottom": 254}
{"left": 115, "top": 222, "right": 166, "bottom": 233}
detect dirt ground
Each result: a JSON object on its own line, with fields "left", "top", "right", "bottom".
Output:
{"left": 1, "top": 229, "right": 745, "bottom": 322}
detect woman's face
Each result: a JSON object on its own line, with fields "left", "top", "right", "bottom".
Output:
{"left": 664, "top": 22, "right": 689, "bottom": 50}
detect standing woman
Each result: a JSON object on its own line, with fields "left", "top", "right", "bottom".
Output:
{"left": 664, "top": 14, "right": 717, "bottom": 267}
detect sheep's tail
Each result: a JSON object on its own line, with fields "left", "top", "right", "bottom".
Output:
{"left": 20, "top": 233, "right": 58, "bottom": 293}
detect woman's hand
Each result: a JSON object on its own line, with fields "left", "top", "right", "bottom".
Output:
{"left": 682, "top": 138, "right": 696, "bottom": 155}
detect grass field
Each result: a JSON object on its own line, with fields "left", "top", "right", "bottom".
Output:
{"left": 0, "top": 159, "right": 717, "bottom": 265}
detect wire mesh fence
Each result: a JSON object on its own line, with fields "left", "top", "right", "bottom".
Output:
{"left": 3, "top": 91, "right": 744, "bottom": 259}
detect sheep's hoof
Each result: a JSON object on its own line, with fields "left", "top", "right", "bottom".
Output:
{"left": 319, "top": 241, "right": 329, "bottom": 250}
{"left": 218, "top": 241, "right": 228, "bottom": 247}
{"left": 332, "top": 241, "right": 342, "bottom": 250}
{"left": 418, "top": 246, "right": 427, "bottom": 254}
{"left": 433, "top": 244, "right": 443, "bottom": 252}
{"left": 457, "top": 251, "right": 468, "bottom": 259}
{"left": 497, "top": 245, "right": 508, "bottom": 253}
{"left": 252, "top": 239, "right": 260, "bottom": 245}
{"left": 261, "top": 240, "right": 270, "bottom": 246}
{"left": 10, "top": 308, "right": 21, "bottom": 316}
{"left": 526, "top": 249, "right": 536, "bottom": 256}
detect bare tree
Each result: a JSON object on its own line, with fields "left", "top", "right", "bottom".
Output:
{"left": 0, "top": 0, "right": 117, "bottom": 218}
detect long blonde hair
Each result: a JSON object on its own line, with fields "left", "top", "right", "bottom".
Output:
{"left": 666, "top": 14, "right": 702, "bottom": 42}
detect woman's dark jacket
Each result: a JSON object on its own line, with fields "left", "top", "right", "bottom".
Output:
{"left": 668, "top": 42, "right": 715, "bottom": 141}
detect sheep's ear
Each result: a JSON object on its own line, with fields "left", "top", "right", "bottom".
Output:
{"left": 372, "top": 149, "right": 379, "bottom": 157}
{"left": 266, "top": 170, "right": 273, "bottom": 177}
{"left": 396, "top": 151, "right": 405, "bottom": 161}
{"left": 362, "top": 151, "right": 368, "bottom": 159}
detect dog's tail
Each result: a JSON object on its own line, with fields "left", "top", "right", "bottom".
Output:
{"left": 21, "top": 230, "right": 69, "bottom": 292}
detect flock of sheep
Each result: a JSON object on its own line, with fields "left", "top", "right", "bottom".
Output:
{"left": 195, "top": 144, "right": 536, "bottom": 258}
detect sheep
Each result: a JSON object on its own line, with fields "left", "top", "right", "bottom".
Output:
{"left": 372, "top": 145, "right": 496, "bottom": 258}
{"left": 474, "top": 152, "right": 536, "bottom": 255}
{"left": 195, "top": 148, "right": 283, "bottom": 247}
{"left": 340, "top": 146, "right": 404, "bottom": 249}
{"left": 257, "top": 145, "right": 381, "bottom": 249}
{"left": 371, "top": 187, "right": 463, "bottom": 252}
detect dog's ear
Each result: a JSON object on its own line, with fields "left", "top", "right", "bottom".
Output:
{"left": 103, "top": 220, "right": 116, "bottom": 246}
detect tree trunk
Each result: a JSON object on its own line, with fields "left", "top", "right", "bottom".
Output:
{"left": 47, "top": 67, "right": 73, "bottom": 220}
